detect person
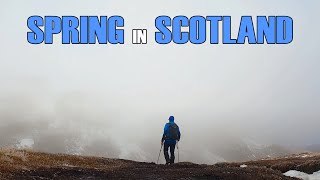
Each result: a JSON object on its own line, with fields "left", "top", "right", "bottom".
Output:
{"left": 161, "top": 116, "right": 181, "bottom": 164}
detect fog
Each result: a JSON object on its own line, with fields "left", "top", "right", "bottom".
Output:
{"left": 0, "top": 0, "right": 319, "bottom": 163}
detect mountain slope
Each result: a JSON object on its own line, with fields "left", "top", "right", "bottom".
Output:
{"left": 1, "top": 149, "right": 319, "bottom": 179}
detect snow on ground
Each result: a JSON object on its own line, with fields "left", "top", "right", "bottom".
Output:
{"left": 295, "top": 153, "right": 311, "bottom": 158}
{"left": 16, "top": 138, "right": 34, "bottom": 149}
{"left": 284, "top": 170, "right": 320, "bottom": 180}
{"left": 240, "top": 164, "right": 247, "bottom": 168}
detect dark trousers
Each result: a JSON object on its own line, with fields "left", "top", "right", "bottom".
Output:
{"left": 164, "top": 143, "right": 176, "bottom": 163}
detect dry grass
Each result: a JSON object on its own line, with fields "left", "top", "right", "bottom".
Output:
{"left": 0, "top": 148, "right": 27, "bottom": 162}
{"left": 1, "top": 149, "right": 317, "bottom": 179}
{"left": 0, "top": 147, "right": 128, "bottom": 170}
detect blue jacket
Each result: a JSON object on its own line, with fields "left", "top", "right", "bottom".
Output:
{"left": 162, "top": 119, "right": 181, "bottom": 145}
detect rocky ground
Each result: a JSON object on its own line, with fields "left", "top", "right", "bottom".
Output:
{"left": 0, "top": 148, "right": 319, "bottom": 180}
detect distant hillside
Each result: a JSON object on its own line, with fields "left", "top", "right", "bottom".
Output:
{"left": 11, "top": 137, "right": 297, "bottom": 164}
{"left": 202, "top": 138, "right": 295, "bottom": 162}
{"left": 306, "top": 144, "right": 320, "bottom": 152}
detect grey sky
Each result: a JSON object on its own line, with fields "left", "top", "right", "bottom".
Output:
{"left": 0, "top": 0, "right": 319, "bottom": 163}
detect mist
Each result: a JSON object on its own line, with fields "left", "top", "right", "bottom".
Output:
{"left": 0, "top": 0, "right": 320, "bottom": 164}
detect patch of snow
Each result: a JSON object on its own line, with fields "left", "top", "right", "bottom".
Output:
{"left": 118, "top": 143, "right": 147, "bottom": 162}
{"left": 62, "top": 163, "right": 77, "bottom": 167}
{"left": 240, "top": 164, "right": 247, "bottom": 168}
{"left": 284, "top": 170, "right": 320, "bottom": 180}
{"left": 16, "top": 138, "right": 34, "bottom": 149}
{"left": 242, "top": 138, "right": 266, "bottom": 150}
{"left": 201, "top": 150, "right": 226, "bottom": 164}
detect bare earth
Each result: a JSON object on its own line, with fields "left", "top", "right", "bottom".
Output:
{"left": 1, "top": 149, "right": 319, "bottom": 180}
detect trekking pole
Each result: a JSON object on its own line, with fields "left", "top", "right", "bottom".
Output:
{"left": 157, "top": 143, "right": 163, "bottom": 164}
{"left": 177, "top": 141, "right": 180, "bottom": 163}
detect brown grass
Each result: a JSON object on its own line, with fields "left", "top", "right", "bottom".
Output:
{"left": 1, "top": 149, "right": 317, "bottom": 179}
{"left": 0, "top": 148, "right": 27, "bottom": 162}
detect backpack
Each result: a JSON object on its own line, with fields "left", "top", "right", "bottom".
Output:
{"left": 167, "top": 123, "right": 179, "bottom": 140}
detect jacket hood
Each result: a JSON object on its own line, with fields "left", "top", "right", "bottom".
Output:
{"left": 168, "top": 116, "right": 174, "bottom": 122}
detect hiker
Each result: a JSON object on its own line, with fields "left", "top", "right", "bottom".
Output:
{"left": 161, "top": 116, "right": 181, "bottom": 164}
